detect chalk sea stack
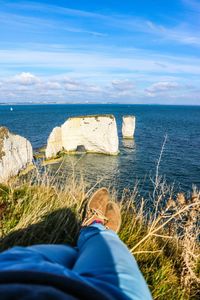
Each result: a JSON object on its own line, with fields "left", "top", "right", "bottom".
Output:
{"left": 122, "top": 116, "right": 136, "bottom": 139}
{"left": 46, "top": 115, "right": 119, "bottom": 158}
{"left": 0, "top": 127, "right": 33, "bottom": 182}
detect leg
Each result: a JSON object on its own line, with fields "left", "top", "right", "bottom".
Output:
{"left": 29, "top": 244, "right": 78, "bottom": 269}
{"left": 73, "top": 223, "right": 152, "bottom": 300}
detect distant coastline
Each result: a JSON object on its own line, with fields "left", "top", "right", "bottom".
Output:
{"left": 0, "top": 102, "right": 199, "bottom": 106}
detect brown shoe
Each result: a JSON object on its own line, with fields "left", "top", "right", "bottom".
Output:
{"left": 105, "top": 201, "right": 121, "bottom": 233}
{"left": 82, "top": 188, "right": 110, "bottom": 226}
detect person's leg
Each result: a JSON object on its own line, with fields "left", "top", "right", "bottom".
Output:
{"left": 73, "top": 224, "right": 152, "bottom": 300}
{"left": 73, "top": 199, "right": 152, "bottom": 300}
{"left": 29, "top": 244, "right": 78, "bottom": 269}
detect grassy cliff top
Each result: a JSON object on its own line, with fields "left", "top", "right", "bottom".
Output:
{"left": 0, "top": 127, "right": 9, "bottom": 159}
{"left": 0, "top": 127, "right": 9, "bottom": 137}
{"left": 67, "top": 114, "right": 115, "bottom": 120}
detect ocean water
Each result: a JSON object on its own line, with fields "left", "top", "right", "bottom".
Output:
{"left": 0, "top": 104, "right": 200, "bottom": 194}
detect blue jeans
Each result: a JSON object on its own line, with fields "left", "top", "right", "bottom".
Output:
{"left": 0, "top": 224, "right": 152, "bottom": 299}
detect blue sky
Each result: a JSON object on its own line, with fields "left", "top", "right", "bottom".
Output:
{"left": 0, "top": 0, "right": 200, "bottom": 104}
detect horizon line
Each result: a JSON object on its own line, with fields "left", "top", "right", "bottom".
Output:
{"left": 0, "top": 103, "right": 199, "bottom": 107}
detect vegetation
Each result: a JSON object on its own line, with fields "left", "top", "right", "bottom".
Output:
{"left": 68, "top": 114, "right": 115, "bottom": 120}
{"left": 0, "top": 165, "right": 199, "bottom": 300}
{"left": 0, "top": 126, "right": 9, "bottom": 159}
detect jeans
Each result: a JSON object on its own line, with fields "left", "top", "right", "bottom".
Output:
{"left": 0, "top": 223, "right": 152, "bottom": 300}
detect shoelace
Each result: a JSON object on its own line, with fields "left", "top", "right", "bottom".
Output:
{"left": 82, "top": 208, "right": 108, "bottom": 227}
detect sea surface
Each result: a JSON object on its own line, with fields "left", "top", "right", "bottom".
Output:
{"left": 0, "top": 104, "right": 200, "bottom": 195}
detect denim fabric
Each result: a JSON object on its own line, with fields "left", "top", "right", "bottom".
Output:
{"left": 0, "top": 224, "right": 152, "bottom": 300}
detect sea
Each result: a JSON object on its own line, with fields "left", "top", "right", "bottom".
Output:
{"left": 0, "top": 104, "right": 200, "bottom": 196}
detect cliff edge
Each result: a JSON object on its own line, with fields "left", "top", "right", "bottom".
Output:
{"left": 0, "top": 127, "right": 33, "bottom": 182}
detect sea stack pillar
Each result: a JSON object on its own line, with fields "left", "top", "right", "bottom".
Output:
{"left": 122, "top": 115, "right": 136, "bottom": 139}
{"left": 45, "top": 115, "right": 119, "bottom": 158}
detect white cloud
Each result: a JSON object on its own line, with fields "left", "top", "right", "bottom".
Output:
{"left": 15, "top": 85, "right": 29, "bottom": 91}
{"left": 0, "top": 10, "right": 106, "bottom": 38}
{"left": 145, "top": 81, "right": 182, "bottom": 97}
{"left": 62, "top": 78, "right": 102, "bottom": 93}
{"left": 145, "top": 20, "right": 200, "bottom": 46}
{"left": 64, "top": 81, "right": 80, "bottom": 91}
{"left": 45, "top": 81, "right": 61, "bottom": 90}
{"left": 11, "top": 72, "right": 40, "bottom": 85}
{"left": 0, "top": 73, "right": 105, "bottom": 103}
{"left": 9, "top": 2, "right": 105, "bottom": 20}
{"left": 86, "top": 85, "right": 102, "bottom": 92}
{"left": 146, "top": 81, "right": 180, "bottom": 93}
{"left": 111, "top": 80, "right": 135, "bottom": 91}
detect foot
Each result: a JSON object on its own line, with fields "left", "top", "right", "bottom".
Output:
{"left": 105, "top": 202, "right": 121, "bottom": 233}
{"left": 82, "top": 188, "right": 110, "bottom": 226}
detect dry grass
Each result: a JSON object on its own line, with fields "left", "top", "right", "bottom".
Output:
{"left": 0, "top": 165, "right": 199, "bottom": 300}
{"left": 119, "top": 184, "right": 200, "bottom": 299}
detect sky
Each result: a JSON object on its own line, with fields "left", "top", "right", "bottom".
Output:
{"left": 0, "top": 0, "right": 200, "bottom": 104}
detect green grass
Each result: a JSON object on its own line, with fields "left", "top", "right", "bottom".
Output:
{"left": 0, "top": 171, "right": 199, "bottom": 300}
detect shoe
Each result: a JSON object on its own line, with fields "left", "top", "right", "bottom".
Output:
{"left": 82, "top": 188, "right": 110, "bottom": 226}
{"left": 105, "top": 202, "right": 121, "bottom": 233}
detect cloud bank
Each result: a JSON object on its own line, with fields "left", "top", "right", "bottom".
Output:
{"left": 0, "top": 72, "right": 199, "bottom": 105}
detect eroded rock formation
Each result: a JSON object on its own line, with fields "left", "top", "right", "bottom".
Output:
{"left": 46, "top": 115, "right": 119, "bottom": 158}
{"left": 45, "top": 127, "right": 62, "bottom": 159}
{"left": 122, "top": 116, "right": 136, "bottom": 139}
{"left": 0, "top": 127, "right": 33, "bottom": 182}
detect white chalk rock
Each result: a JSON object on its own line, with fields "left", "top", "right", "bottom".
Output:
{"left": 0, "top": 127, "right": 33, "bottom": 182}
{"left": 46, "top": 115, "right": 119, "bottom": 158}
{"left": 45, "top": 127, "right": 63, "bottom": 158}
{"left": 122, "top": 116, "right": 136, "bottom": 139}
